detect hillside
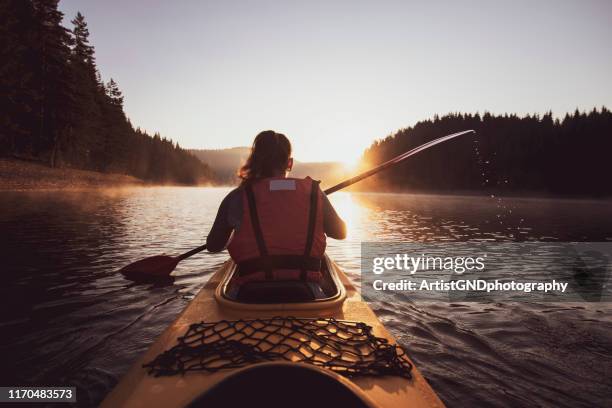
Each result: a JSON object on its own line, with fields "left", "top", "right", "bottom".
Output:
{"left": 190, "top": 148, "right": 250, "bottom": 183}
{"left": 190, "top": 147, "right": 351, "bottom": 188}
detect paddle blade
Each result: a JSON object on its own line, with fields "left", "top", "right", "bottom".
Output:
{"left": 119, "top": 255, "right": 179, "bottom": 278}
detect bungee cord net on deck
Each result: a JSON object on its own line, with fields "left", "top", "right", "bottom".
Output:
{"left": 143, "top": 317, "right": 413, "bottom": 379}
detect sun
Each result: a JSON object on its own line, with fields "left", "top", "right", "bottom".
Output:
{"left": 295, "top": 134, "right": 367, "bottom": 168}
{"left": 340, "top": 158, "right": 360, "bottom": 173}
{"left": 336, "top": 147, "right": 363, "bottom": 170}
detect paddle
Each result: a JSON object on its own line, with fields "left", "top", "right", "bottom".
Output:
{"left": 119, "top": 244, "right": 208, "bottom": 278}
{"left": 120, "top": 129, "right": 475, "bottom": 278}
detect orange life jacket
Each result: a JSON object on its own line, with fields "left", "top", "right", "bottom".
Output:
{"left": 227, "top": 177, "right": 326, "bottom": 283}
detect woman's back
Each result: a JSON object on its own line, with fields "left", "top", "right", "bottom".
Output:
{"left": 206, "top": 130, "right": 346, "bottom": 289}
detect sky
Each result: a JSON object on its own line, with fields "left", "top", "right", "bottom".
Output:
{"left": 59, "top": 0, "right": 612, "bottom": 164}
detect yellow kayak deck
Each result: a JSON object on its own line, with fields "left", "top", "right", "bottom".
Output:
{"left": 102, "top": 258, "right": 444, "bottom": 408}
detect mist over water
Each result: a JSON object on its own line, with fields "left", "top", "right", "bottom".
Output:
{"left": 1, "top": 187, "right": 611, "bottom": 407}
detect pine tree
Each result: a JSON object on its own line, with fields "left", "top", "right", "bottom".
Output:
{"left": 98, "top": 78, "right": 130, "bottom": 172}
{"left": 67, "top": 11, "right": 102, "bottom": 167}
{"left": 0, "top": 0, "right": 39, "bottom": 156}
{"left": 106, "top": 78, "right": 124, "bottom": 108}
{"left": 31, "top": 0, "right": 74, "bottom": 167}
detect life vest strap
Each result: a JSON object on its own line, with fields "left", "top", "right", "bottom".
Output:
{"left": 302, "top": 180, "right": 320, "bottom": 280}
{"left": 237, "top": 255, "right": 323, "bottom": 276}
{"left": 244, "top": 182, "right": 271, "bottom": 279}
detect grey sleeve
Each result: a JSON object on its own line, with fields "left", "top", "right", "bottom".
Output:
{"left": 206, "top": 188, "right": 243, "bottom": 252}
{"left": 322, "top": 190, "right": 347, "bottom": 240}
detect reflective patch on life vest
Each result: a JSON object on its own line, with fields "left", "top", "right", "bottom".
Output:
{"left": 269, "top": 179, "right": 296, "bottom": 191}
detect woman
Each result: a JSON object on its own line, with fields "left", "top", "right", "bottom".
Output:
{"left": 206, "top": 130, "right": 346, "bottom": 299}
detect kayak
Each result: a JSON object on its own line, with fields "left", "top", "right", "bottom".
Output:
{"left": 102, "top": 256, "right": 444, "bottom": 407}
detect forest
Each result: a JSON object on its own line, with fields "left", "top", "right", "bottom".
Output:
{"left": 3, "top": 2, "right": 610, "bottom": 193}
{"left": 361, "top": 108, "right": 612, "bottom": 196}
{"left": 0, "top": 0, "right": 214, "bottom": 184}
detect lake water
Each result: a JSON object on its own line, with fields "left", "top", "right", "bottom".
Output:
{"left": 1, "top": 187, "right": 611, "bottom": 407}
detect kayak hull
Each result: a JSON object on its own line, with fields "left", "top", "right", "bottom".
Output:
{"left": 102, "top": 257, "right": 445, "bottom": 408}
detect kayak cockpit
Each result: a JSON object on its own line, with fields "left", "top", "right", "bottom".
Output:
{"left": 185, "top": 362, "right": 376, "bottom": 408}
{"left": 215, "top": 254, "right": 347, "bottom": 310}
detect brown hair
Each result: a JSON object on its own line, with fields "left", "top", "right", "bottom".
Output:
{"left": 239, "top": 130, "right": 292, "bottom": 183}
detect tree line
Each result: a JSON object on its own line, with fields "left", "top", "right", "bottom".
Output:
{"left": 361, "top": 108, "right": 612, "bottom": 196}
{"left": 0, "top": 0, "right": 214, "bottom": 184}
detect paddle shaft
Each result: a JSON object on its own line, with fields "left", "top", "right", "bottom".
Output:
{"left": 175, "top": 129, "right": 475, "bottom": 262}
{"left": 177, "top": 244, "right": 208, "bottom": 261}
{"left": 323, "top": 129, "right": 475, "bottom": 194}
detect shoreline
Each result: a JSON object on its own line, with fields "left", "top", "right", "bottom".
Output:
{"left": 0, "top": 158, "right": 144, "bottom": 191}
{"left": 2, "top": 158, "right": 610, "bottom": 201}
